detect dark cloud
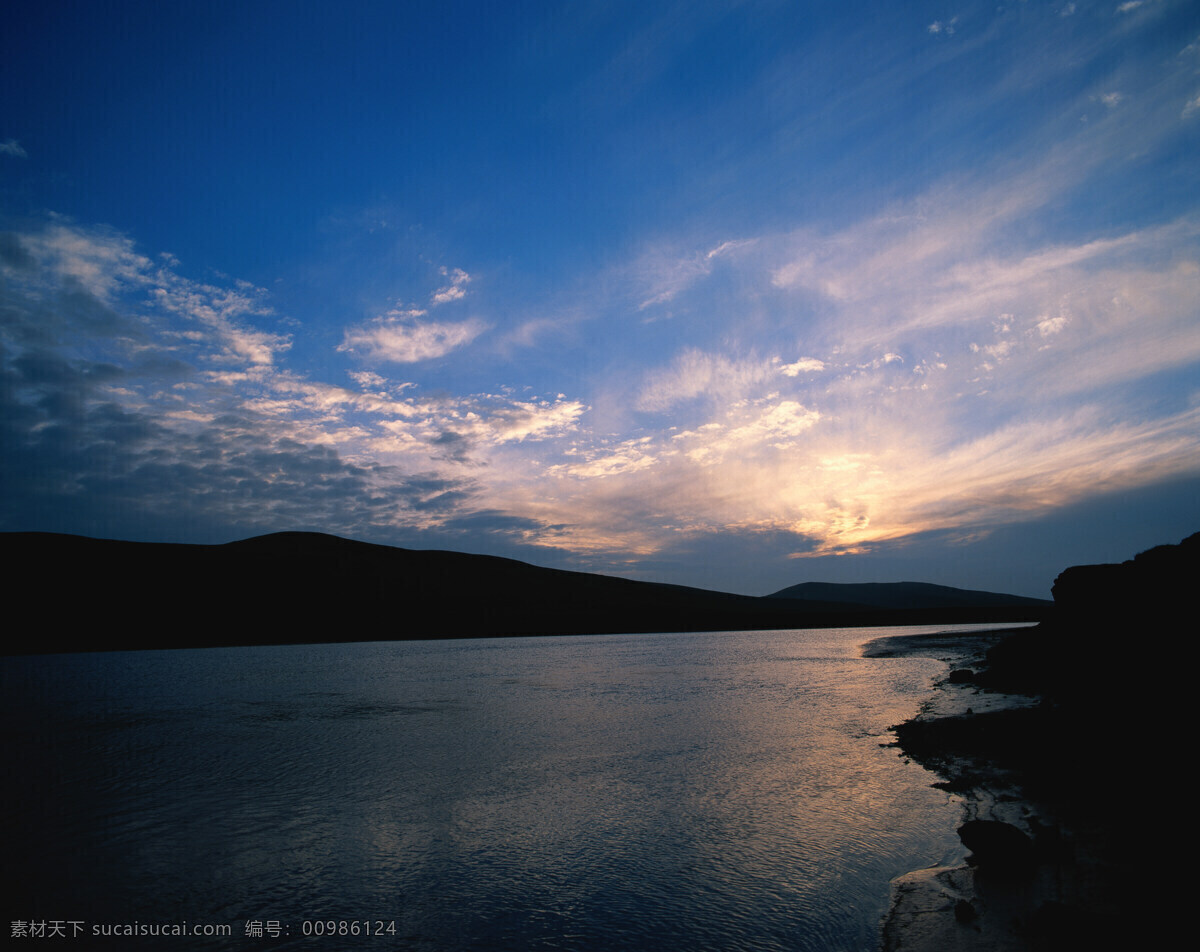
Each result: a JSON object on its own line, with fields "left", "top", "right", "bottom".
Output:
{"left": 0, "top": 360, "right": 485, "bottom": 544}
{"left": 0, "top": 231, "right": 35, "bottom": 270}
{"left": 430, "top": 429, "right": 477, "bottom": 463}
{"left": 438, "top": 509, "right": 558, "bottom": 536}
{"left": 409, "top": 485, "right": 474, "bottom": 512}
{"left": 55, "top": 283, "right": 140, "bottom": 338}
{"left": 0, "top": 223, "right": 493, "bottom": 548}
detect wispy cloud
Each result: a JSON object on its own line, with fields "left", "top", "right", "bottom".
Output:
{"left": 4, "top": 0, "right": 1199, "bottom": 588}
{"left": 431, "top": 267, "right": 471, "bottom": 305}
{"left": 636, "top": 349, "right": 777, "bottom": 412}
{"left": 778, "top": 358, "right": 826, "bottom": 376}
{"left": 0, "top": 219, "right": 582, "bottom": 548}
{"left": 636, "top": 238, "right": 755, "bottom": 310}
{"left": 340, "top": 312, "right": 488, "bottom": 363}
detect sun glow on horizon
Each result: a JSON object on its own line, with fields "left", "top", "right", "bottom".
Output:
{"left": 3, "top": 1, "right": 1198, "bottom": 596}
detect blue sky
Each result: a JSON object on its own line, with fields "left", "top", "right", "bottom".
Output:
{"left": 3, "top": 0, "right": 1199, "bottom": 597}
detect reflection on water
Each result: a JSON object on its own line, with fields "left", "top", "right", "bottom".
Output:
{"left": 2, "top": 626, "right": 984, "bottom": 951}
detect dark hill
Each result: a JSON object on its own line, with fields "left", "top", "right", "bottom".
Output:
{"left": 3, "top": 531, "right": 1050, "bottom": 653}
{"left": 887, "top": 532, "right": 1200, "bottom": 949}
{"left": 768, "top": 580, "right": 1051, "bottom": 611}
{"left": 979, "top": 529, "right": 1199, "bottom": 699}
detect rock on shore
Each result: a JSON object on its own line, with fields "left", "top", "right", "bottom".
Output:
{"left": 874, "top": 530, "right": 1197, "bottom": 949}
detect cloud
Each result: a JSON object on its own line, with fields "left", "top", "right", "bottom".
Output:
{"left": 349, "top": 370, "right": 386, "bottom": 389}
{"left": 431, "top": 267, "right": 471, "bottom": 305}
{"left": 5, "top": 0, "right": 1200, "bottom": 585}
{"left": 150, "top": 283, "right": 289, "bottom": 366}
{"left": 0, "top": 217, "right": 581, "bottom": 549}
{"left": 636, "top": 238, "right": 755, "bottom": 310}
{"left": 778, "top": 358, "right": 826, "bottom": 376}
{"left": 515, "top": 377, "right": 1200, "bottom": 571}
{"left": 339, "top": 313, "right": 488, "bottom": 363}
{"left": 19, "top": 220, "right": 155, "bottom": 301}
{"left": 13, "top": 159, "right": 1197, "bottom": 575}
{"left": 636, "top": 349, "right": 776, "bottom": 412}
{"left": 440, "top": 394, "right": 588, "bottom": 446}
{"left": 550, "top": 437, "right": 660, "bottom": 479}
{"left": 678, "top": 399, "right": 821, "bottom": 465}
{"left": 6, "top": 220, "right": 291, "bottom": 369}
{"left": 540, "top": 99, "right": 1200, "bottom": 565}
{"left": 1036, "top": 315, "right": 1069, "bottom": 336}
{"left": 0, "top": 321, "right": 453, "bottom": 544}
{"left": 0, "top": 139, "right": 27, "bottom": 158}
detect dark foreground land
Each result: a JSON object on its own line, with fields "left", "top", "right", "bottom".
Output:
{"left": 2, "top": 531, "right": 1048, "bottom": 653}
{"left": 872, "top": 531, "right": 1197, "bottom": 950}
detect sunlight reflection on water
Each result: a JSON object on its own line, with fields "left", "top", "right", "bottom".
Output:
{"left": 2, "top": 626, "right": 992, "bottom": 951}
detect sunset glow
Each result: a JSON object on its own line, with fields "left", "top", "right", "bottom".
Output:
{"left": 3, "top": 0, "right": 1198, "bottom": 596}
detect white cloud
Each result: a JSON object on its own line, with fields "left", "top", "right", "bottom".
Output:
{"left": 0, "top": 139, "right": 27, "bottom": 158}
{"left": 514, "top": 385, "right": 1200, "bottom": 565}
{"left": 431, "top": 286, "right": 466, "bottom": 304}
{"left": 636, "top": 349, "right": 776, "bottom": 411}
{"left": 150, "top": 283, "right": 289, "bottom": 366}
{"left": 682, "top": 399, "right": 820, "bottom": 465}
{"left": 705, "top": 238, "right": 755, "bottom": 260}
{"left": 431, "top": 267, "right": 471, "bottom": 305}
{"left": 636, "top": 238, "right": 754, "bottom": 309}
{"left": 349, "top": 370, "right": 387, "bottom": 389}
{"left": 474, "top": 397, "right": 587, "bottom": 444}
{"left": 534, "top": 158, "right": 1200, "bottom": 559}
{"left": 1036, "top": 315, "right": 1069, "bottom": 336}
{"left": 21, "top": 221, "right": 154, "bottom": 300}
{"left": 9, "top": 2, "right": 1200, "bottom": 579}
{"left": 340, "top": 315, "right": 488, "bottom": 363}
{"left": 779, "top": 357, "right": 826, "bottom": 376}
{"left": 549, "top": 437, "right": 660, "bottom": 478}
{"left": 8, "top": 220, "right": 290, "bottom": 367}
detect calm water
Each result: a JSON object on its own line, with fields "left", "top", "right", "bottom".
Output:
{"left": 2, "top": 626, "right": 982, "bottom": 951}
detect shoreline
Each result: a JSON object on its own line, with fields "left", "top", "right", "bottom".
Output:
{"left": 865, "top": 626, "right": 1133, "bottom": 951}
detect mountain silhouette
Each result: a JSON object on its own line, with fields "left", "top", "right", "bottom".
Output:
{"left": 768, "top": 580, "right": 1050, "bottom": 611}
{"left": 3, "top": 530, "right": 1050, "bottom": 653}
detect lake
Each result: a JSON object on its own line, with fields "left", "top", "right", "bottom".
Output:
{"left": 2, "top": 625, "right": 986, "bottom": 950}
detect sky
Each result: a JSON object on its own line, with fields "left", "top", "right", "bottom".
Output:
{"left": 2, "top": 0, "right": 1199, "bottom": 599}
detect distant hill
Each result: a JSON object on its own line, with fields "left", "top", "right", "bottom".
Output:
{"left": 767, "top": 580, "right": 1052, "bottom": 612}
{"left": 1, "top": 531, "right": 1051, "bottom": 653}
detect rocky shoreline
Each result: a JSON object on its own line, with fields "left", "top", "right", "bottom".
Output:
{"left": 868, "top": 532, "right": 1197, "bottom": 949}
{"left": 867, "top": 628, "right": 1107, "bottom": 950}
{"left": 864, "top": 557, "right": 1180, "bottom": 950}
